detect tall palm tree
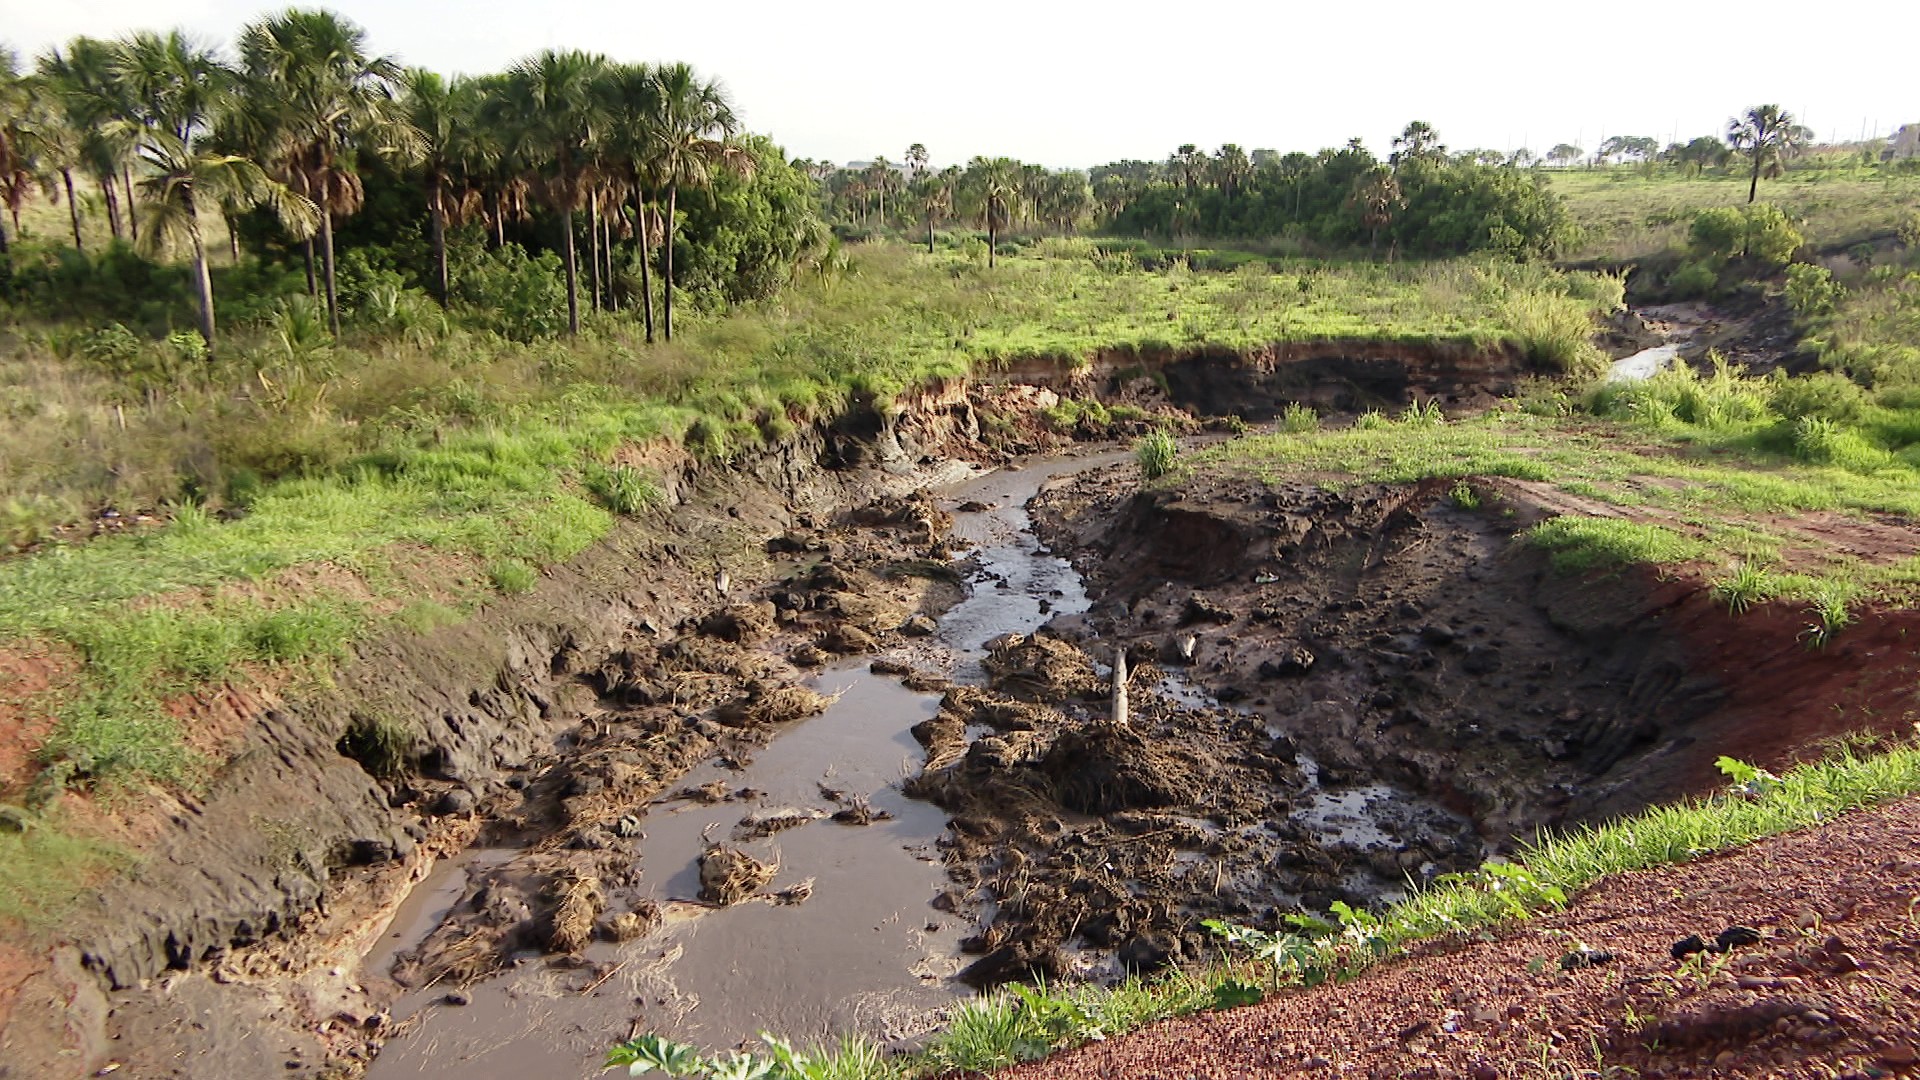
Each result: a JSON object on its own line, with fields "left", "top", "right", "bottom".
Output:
{"left": 598, "top": 61, "right": 661, "bottom": 338}
{"left": 645, "top": 62, "right": 747, "bottom": 341}
{"left": 239, "top": 9, "right": 415, "bottom": 335}
{"left": 912, "top": 167, "right": 953, "bottom": 254}
{"left": 37, "top": 37, "right": 140, "bottom": 245}
{"left": 107, "top": 31, "right": 317, "bottom": 358}
{"left": 1349, "top": 164, "right": 1403, "bottom": 259}
{"left": 1, "top": 50, "right": 56, "bottom": 250}
{"left": 1727, "top": 105, "right": 1801, "bottom": 204}
{"left": 499, "top": 49, "right": 607, "bottom": 336}
{"left": 398, "top": 67, "right": 463, "bottom": 303}
{"left": 963, "top": 156, "right": 1019, "bottom": 267}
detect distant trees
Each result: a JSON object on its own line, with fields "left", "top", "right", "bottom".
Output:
{"left": 1727, "top": 105, "right": 1802, "bottom": 203}
{"left": 1547, "top": 143, "right": 1583, "bottom": 167}
{"left": 1349, "top": 164, "right": 1403, "bottom": 257}
{"left": 2, "top": 16, "right": 821, "bottom": 347}
{"left": 960, "top": 156, "right": 1019, "bottom": 266}
{"left": 1597, "top": 135, "right": 1659, "bottom": 164}
{"left": 1391, "top": 121, "right": 1446, "bottom": 166}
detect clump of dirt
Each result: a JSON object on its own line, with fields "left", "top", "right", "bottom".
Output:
{"left": 547, "top": 873, "right": 603, "bottom": 953}
{"left": 603, "top": 901, "right": 660, "bottom": 943}
{"left": 715, "top": 683, "right": 835, "bottom": 728}
{"left": 698, "top": 845, "right": 775, "bottom": 906}
{"left": 982, "top": 633, "right": 1107, "bottom": 701}
{"left": 1040, "top": 723, "right": 1203, "bottom": 815}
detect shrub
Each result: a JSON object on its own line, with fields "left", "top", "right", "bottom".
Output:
{"left": 1134, "top": 430, "right": 1178, "bottom": 481}
{"left": 1668, "top": 259, "right": 1721, "bottom": 300}
{"left": 1783, "top": 264, "right": 1841, "bottom": 318}
{"left": 1769, "top": 371, "right": 1866, "bottom": 423}
{"left": 451, "top": 243, "right": 567, "bottom": 342}
{"left": 1355, "top": 409, "right": 1389, "bottom": 430}
{"left": 582, "top": 463, "right": 661, "bottom": 515}
{"left": 1688, "top": 204, "right": 1803, "bottom": 268}
{"left": 1281, "top": 402, "right": 1319, "bottom": 433}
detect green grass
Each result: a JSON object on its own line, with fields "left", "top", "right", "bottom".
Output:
{"left": 0, "top": 811, "right": 131, "bottom": 929}
{"left": 615, "top": 738, "right": 1920, "bottom": 1079}
{"left": 1550, "top": 166, "right": 1920, "bottom": 261}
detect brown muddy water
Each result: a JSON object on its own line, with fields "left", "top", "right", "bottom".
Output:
{"left": 362, "top": 452, "right": 1126, "bottom": 1077}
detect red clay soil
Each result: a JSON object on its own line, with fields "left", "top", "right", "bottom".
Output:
{"left": 1003, "top": 797, "right": 1920, "bottom": 1080}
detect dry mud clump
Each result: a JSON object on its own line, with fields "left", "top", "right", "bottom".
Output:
{"left": 697, "top": 845, "right": 776, "bottom": 906}
{"left": 906, "top": 631, "right": 1481, "bottom": 989}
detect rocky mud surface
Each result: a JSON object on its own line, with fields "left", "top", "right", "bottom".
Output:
{"left": 1006, "top": 795, "right": 1920, "bottom": 1080}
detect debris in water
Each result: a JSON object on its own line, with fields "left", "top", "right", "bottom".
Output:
{"left": 734, "top": 807, "right": 823, "bottom": 840}
{"left": 549, "top": 874, "right": 604, "bottom": 954}
{"left": 605, "top": 901, "right": 662, "bottom": 942}
{"left": 717, "top": 683, "right": 835, "bottom": 727}
{"left": 698, "top": 845, "right": 776, "bottom": 906}
{"left": 772, "top": 878, "right": 816, "bottom": 905}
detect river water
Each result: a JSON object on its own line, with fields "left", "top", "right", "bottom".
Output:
{"left": 362, "top": 451, "right": 1126, "bottom": 1077}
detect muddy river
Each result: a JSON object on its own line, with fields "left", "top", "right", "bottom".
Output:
{"left": 361, "top": 447, "right": 1440, "bottom": 1076}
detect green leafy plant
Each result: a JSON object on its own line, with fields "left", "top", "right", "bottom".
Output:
{"left": 1398, "top": 399, "right": 1444, "bottom": 427}
{"left": 1712, "top": 562, "right": 1775, "bottom": 615}
{"left": 1714, "top": 755, "right": 1783, "bottom": 797}
{"left": 583, "top": 464, "right": 662, "bottom": 515}
{"left": 1134, "top": 430, "right": 1178, "bottom": 482}
{"left": 1449, "top": 480, "right": 1480, "bottom": 510}
{"left": 606, "top": 1034, "right": 706, "bottom": 1077}
{"left": 1281, "top": 402, "right": 1319, "bottom": 434}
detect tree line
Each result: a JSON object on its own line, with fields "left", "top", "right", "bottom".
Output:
{"left": 0, "top": 13, "right": 827, "bottom": 356}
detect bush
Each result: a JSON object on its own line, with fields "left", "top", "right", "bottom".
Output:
{"left": 1769, "top": 371, "right": 1866, "bottom": 423}
{"left": 1783, "top": 263, "right": 1841, "bottom": 318}
{"left": 1668, "top": 259, "right": 1721, "bottom": 300}
{"left": 1134, "top": 430, "right": 1178, "bottom": 481}
{"left": 450, "top": 243, "right": 567, "bottom": 342}
{"left": 488, "top": 559, "right": 538, "bottom": 594}
{"left": 1688, "top": 204, "right": 1803, "bottom": 268}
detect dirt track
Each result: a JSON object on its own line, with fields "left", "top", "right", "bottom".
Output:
{"left": 1005, "top": 795, "right": 1920, "bottom": 1079}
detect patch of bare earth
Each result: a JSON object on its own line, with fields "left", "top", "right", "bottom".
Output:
{"left": 0, "top": 641, "right": 79, "bottom": 799}
{"left": 1005, "top": 797, "right": 1920, "bottom": 1080}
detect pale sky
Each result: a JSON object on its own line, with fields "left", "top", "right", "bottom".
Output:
{"left": 8, "top": 0, "right": 1916, "bottom": 168}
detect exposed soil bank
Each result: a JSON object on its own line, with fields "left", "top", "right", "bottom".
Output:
{"left": 1005, "top": 795, "right": 1920, "bottom": 1080}
{"left": 1029, "top": 470, "right": 1920, "bottom": 841}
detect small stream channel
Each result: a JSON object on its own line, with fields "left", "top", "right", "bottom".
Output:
{"left": 361, "top": 446, "right": 1445, "bottom": 1077}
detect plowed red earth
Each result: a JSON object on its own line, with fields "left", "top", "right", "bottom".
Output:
{"left": 1003, "top": 797, "right": 1920, "bottom": 1080}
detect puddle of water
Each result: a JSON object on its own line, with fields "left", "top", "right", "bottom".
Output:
{"left": 1608, "top": 343, "right": 1681, "bottom": 382}
{"left": 360, "top": 849, "right": 517, "bottom": 981}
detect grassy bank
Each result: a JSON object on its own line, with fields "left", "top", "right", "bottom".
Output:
{"left": 608, "top": 739, "right": 1920, "bottom": 1078}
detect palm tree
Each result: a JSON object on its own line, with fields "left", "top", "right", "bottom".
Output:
{"left": 598, "top": 61, "right": 662, "bottom": 339}
{"left": 239, "top": 9, "right": 415, "bottom": 336}
{"left": 398, "top": 67, "right": 463, "bottom": 303}
{"left": 37, "top": 37, "right": 141, "bottom": 245}
{"left": 963, "top": 156, "right": 1019, "bottom": 268}
{"left": 905, "top": 142, "right": 929, "bottom": 181}
{"left": 107, "top": 31, "right": 316, "bottom": 358}
{"left": 911, "top": 167, "right": 953, "bottom": 253}
{"left": 1349, "top": 164, "right": 1403, "bottom": 259}
{"left": 1727, "top": 105, "right": 1801, "bottom": 203}
{"left": 0, "top": 48, "right": 32, "bottom": 254}
{"left": 499, "top": 49, "right": 607, "bottom": 336}
{"left": 645, "top": 62, "right": 747, "bottom": 341}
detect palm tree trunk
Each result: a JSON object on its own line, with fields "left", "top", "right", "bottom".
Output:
{"left": 187, "top": 216, "right": 218, "bottom": 361}
{"left": 928, "top": 217, "right": 935, "bottom": 254}
{"left": 303, "top": 240, "right": 317, "bottom": 295}
{"left": 587, "top": 191, "right": 603, "bottom": 313}
{"left": 102, "top": 178, "right": 122, "bottom": 242}
{"left": 663, "top": 185, "right": 677, "bottom": 341}
{"left": 602, "top": 212, "right": 618, "bottom": 312}
{"left": 988, "top": 209, "right": 997, "bottom": 270}
{"left": 123, "top": 169, "right": 138, "bottom": 244}
{"left": 226, "top": 214, "right": 240, "bottom": 261}
{"left": 1748, "top": 156, "right": 1760, "bottom": 204}
{"left": 631, "top": 196, "right": 654, "bottom": 343}
{"left": 62, "top": 170, "right": 84, "bottom": 252}
{"left": 320, "top": 208, "right": 341, "bottom": 336}
{"left": 562, "top": 207, "right": 580, "bottom": 336}
{"left": 429, "top": 195, "right": 448, "bottom": 305}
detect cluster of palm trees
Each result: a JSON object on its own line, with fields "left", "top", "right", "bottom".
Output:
{"left": 806, "top": 152, "right": 1094, "bottom": 258}
{"left": 1, "top": 11, "right": 754, "bottom": 357}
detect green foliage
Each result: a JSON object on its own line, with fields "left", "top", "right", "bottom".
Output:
{"left": 487, "top": 559, "right": 538, "bottom": 594}
{"left": 1688, "top": 203, "right": 1803, "bottom": 267}
{"left": 1769, "top": 371, "right": 1866, "bottom": 422}
{"left": 1528, "top": 517, "right": 1706, "bottom": 572}
{"left": 1712, "top": 562, "right": 1776, "bottom": 614}
{"left": 1134, "top": 430, "right": 1178, "bottom": 481}
{"left": 1667, "top": 258, "right": 1721, "bottom": 299}
{"left": 1281, "top": 402, "right": 1318, "bottom": 433}
{"left": 1449, "top": 480, "right": 1479, "bottom": 509}
{"left": 1784, "top": 264, "right": 1841, "bottom": 318}
{"left": 583, "top": 463, "right": 662, "bottom": 515}
{"left": 450, "top": 243, "right": 568, "bottom": 341}
{"left": 1398, "top": 398, "right": 1445, "bottom": 427}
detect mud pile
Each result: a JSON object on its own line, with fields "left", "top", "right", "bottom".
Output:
{"left": 905, "top": 631, "right": 1481, "bottom": 989}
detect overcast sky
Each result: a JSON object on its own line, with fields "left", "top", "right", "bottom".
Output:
{"left": 9, "top": 0, "right": 1916, "bottom": 168}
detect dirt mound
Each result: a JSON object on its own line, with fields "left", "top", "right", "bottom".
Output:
{"left": 698, "top": 845, "right": 775, "bottom": 906}
{"left": 1040, "top": 724, "right": 1203, "bottom": 814}
{"left": 983, "top": 633, "right": 1107, "bottom": 701}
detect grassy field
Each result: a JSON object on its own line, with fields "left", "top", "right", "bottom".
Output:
{"left": 1550, "top": 167, "right": 1920, "bottom": 262}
